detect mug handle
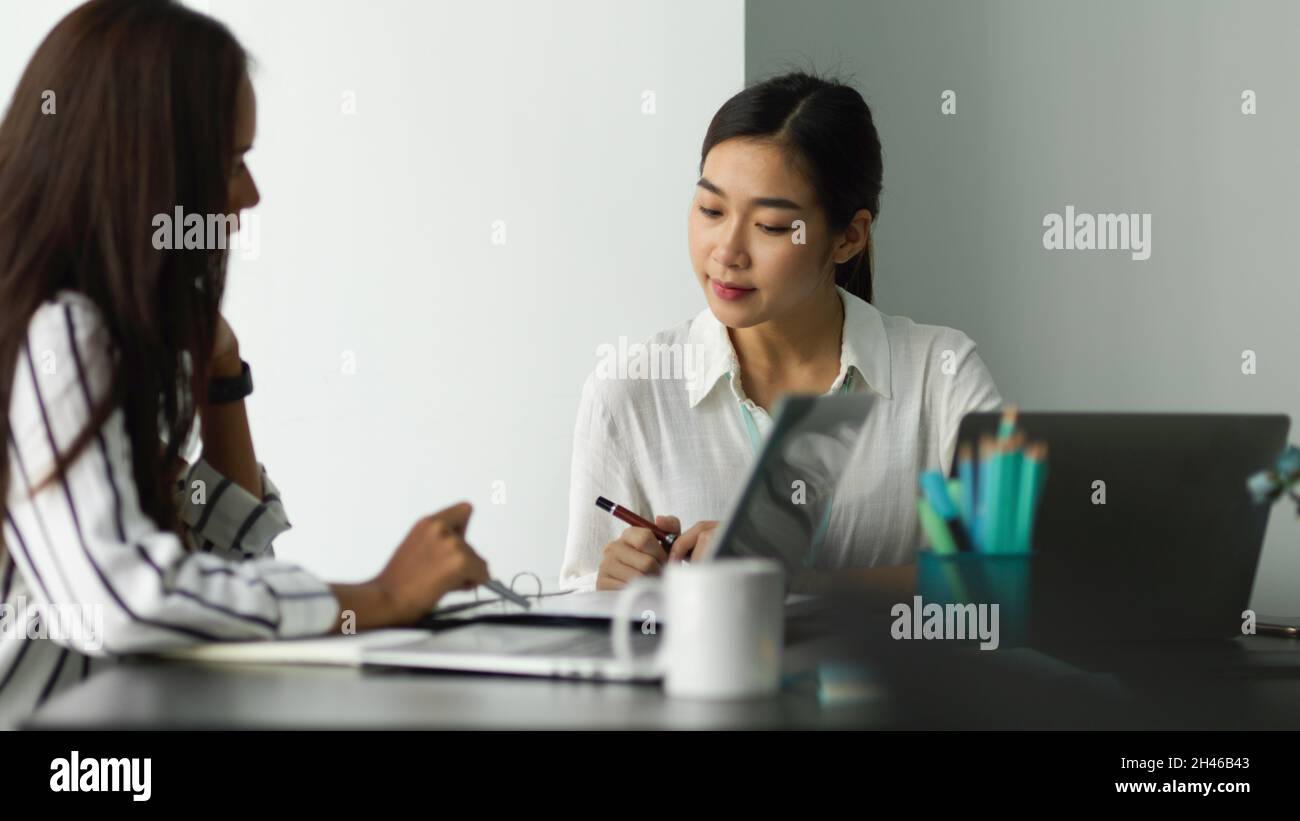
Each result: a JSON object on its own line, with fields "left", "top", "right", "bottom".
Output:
{"left": 610, "top": 577, "right": 664, "bottom": 671}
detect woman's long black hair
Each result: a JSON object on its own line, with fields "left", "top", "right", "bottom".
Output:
{"left": 0, "top": 0, "right": 247, "bottom": 536}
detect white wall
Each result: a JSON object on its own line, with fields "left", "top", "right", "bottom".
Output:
{"left": 2, "top": 0, "right": 745, "bottom": 583}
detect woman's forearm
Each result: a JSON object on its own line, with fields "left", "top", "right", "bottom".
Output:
{"left": 196, "top": 356, "right": 262, "bottom": 498}
{"left": 327, "top": 582, "right": 396, "bottom": 633}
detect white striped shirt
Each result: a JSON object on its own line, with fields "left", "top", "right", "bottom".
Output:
{"left": 1, "top": 291, "right": 340, "bottom": 729}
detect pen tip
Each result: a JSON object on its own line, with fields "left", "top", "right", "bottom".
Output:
{"left": 594, "top": 496, "right": 614, "bottom": 512}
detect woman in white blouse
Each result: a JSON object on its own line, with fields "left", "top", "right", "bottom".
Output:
{"left": 0, "top": 0, "right": 488, "bottom": 728}
{"left": 560, "top": 72, "right": 1003, "bottom": 595}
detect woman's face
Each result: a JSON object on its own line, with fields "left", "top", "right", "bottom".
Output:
{"left": 227, "top": 72, "right": 260, "bottom": 234}
{"left": 688, "top": 137, "right": 854, "bottom": 330}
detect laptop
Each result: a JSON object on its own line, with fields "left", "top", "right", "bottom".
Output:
{"left": 952, "top": 412, "right": 1291, "bottom": 647}
{"left": 363, "top": 393, "right": 875, "bottom": 680}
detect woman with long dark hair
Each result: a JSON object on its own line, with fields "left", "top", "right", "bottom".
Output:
{"left": 560, "top": 72, "right": 1003, "bottom": 594}
{"left": 0, "top": 0, "right": 489, "bottom": 727}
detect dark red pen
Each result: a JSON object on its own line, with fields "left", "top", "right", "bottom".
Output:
{"left": 595, "top": 496, "right": 677, "bottom": 549}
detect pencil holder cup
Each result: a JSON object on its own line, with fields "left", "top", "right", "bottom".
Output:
{"left": 915, "top": 549, "right": 1033, "bottom": 649}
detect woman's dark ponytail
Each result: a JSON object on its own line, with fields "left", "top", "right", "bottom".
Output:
{"left": 700, "top": 71, "right": 883, "bottom": 303}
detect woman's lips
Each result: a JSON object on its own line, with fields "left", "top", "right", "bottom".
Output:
{"left": 710, "top": 278, "right": 755, "bottom": 301}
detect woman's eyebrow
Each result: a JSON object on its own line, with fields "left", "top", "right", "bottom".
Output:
{"left": 696, "top": 177, "right": 801, "bottom": 210}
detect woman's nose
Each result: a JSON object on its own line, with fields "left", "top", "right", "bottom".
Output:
{"left": 713, "top": 227, "right": 749, "bottom": 269}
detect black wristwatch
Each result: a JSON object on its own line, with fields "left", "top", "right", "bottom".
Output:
{"left": 207, "top": 359, "right": 253, "bottom": 404}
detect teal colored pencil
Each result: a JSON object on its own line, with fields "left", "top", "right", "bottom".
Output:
{"left": 917, "top": 498, "right": 958, "bottom": 555}
{"left": 1013, "top": 443, "right": 1044, "bottom": 552}
{"left": 975, "top": 434, "right": 995, "bottom": 551}
{"left": 1026, "top": 442, "right": 1050, "bottom": 550}
{"left": 947, "top": 477, "right": 966, "bottom": 528}
{"left": 984, "top": 438, "right": 1004, "bottom": 553}
{"left": 997, "top": 404, "right": 1019, "bottom": 441}
{"left": 1000, "top": 434, "right": 1024, "bottom": 554}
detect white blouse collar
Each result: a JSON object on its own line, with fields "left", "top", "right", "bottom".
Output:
{"left": 684, "top": 286, "right": 893, "bottom": 408}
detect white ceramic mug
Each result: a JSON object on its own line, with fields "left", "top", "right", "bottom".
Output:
{"left": 610, "top": 558, "right": 785, "bottom": 699}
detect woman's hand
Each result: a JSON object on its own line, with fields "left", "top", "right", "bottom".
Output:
{"left": 595, "top": 516, "right": 675, "bottom": 590}
{"left": 333, "top": 502, "right": 491, "bottom": 630}
{"left": 202, "top": 313, "right": 243, "bottom": 385}
{"left": 188, "top": 313, "right": 242, "bottom": 403}
{"left": 668, "top": 519, "right": 720, "bottom": 562}
{"left": 209, "top": 313, "right": 241, "bottom": 375}
{"left": 595, "top": 516, "right": 721, "bottom": 590}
